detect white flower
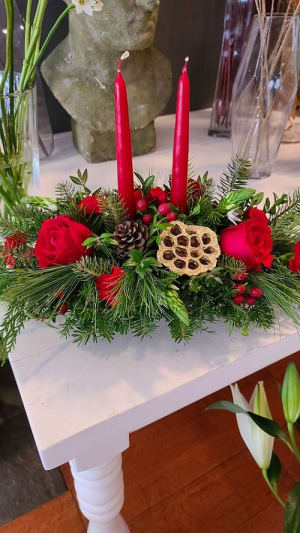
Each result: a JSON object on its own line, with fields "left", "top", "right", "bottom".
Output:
{"left": 231, "top": 381, "right": 274, "bottom": 470}
{"left": 227, "top": 209, "right": 242, "bottom": 225}
{"left": 73, "top": 0, "right": 103, "bottom": 16}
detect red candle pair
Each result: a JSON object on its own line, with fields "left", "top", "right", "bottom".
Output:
{"left": 115, "top": 54, "right": 190, "bottom": 218}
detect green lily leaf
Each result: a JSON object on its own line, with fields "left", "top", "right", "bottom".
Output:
{"left": 206, "top": 401, "right": 290, "bottom": 445}
{"left": 267, "top": 452, "right": 282, "bottom": 490}
{"left": 285, "top": 482, "right": 300, "bottom": 533}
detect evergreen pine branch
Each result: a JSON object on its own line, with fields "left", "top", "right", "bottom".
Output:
{"left": 269, "top": 188, "right": 300, "bottom": 222}
{"left": 0, "top": 300, "right": 28, "bottom": 362}
{"left": 72, "top": 256, "right": 110, "bottom": 281}
{"left": 55, "top": 181, "right": 76, "bottom": 206}
{"left": 217, "top": 157, "right": 251, "bottom": 198}
{"left": 218, "top": 255, "right": 247, "bottom": 276}
{"left": 168, "top": 317, "right": 194, "bottom": 342}
{"left": 270, "top": 190, "right": 300, "bottom": 252}
{"left": 102, "top": 192, "right": 126, "bottom": 233}
{"left": 131, "top": 317, "right": 158, "bottom": 338}
{"left": 0, "top": 205, "right": 51, "bottom": 241}
{"left": 61, "top": 280, "right": 115, "bottom": 345}
{"left": 250, "top": 264, "right": 300, "bottom": 327}
{"left": 55, "top": 181, "right": 85, "bottom": 221}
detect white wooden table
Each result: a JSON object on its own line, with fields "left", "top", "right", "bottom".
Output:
{"left": 9, "top": 110, "right": 300, "bottom": 532}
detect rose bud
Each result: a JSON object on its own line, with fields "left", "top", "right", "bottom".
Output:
{"left": 78, "top": 195, "right": 103, "bottom": 214}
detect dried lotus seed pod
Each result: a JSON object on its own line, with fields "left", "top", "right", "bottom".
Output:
{"left": 157, "top": 221, "right": 221, "bottom": 276}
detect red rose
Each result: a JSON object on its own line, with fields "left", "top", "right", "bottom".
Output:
{"left": 289, "top": 242, "right": 300, "bottom": 273}
{"left": 78, "top": 195, "right": 103, "bottom": 214}
{"left": 221, "top": 207, "right": 274, "bottom": 270}
{"left": 96, "top": 266, "right": 125, "bottom": 307}
{"left": 34, "top": 215, "right": 92, "bottom": 268}
{"left": 2, "top": 233, "right": 27, "bottom": 267}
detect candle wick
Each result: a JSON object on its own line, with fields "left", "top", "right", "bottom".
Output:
{"left": 183, "top": 56, "right": 190, "bottom": 73}
{"left": 118, "top": 50, "right": 130, "bottom": 72}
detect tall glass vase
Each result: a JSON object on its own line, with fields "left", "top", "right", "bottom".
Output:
{"left": 0, "top": 73, "right": 39, "bottom": 215}
{"left": 231, "top": 15, "right": 299, "bottom": 179}
{"left": 208, "top": 0, "right": 254, "bottom": 138}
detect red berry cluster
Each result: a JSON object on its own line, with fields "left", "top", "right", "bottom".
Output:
{"left": 232, "top": 272, "right": 263, "bottom": 306}
{"left": 134, "top": 187, "right": 176, "bottom": 225}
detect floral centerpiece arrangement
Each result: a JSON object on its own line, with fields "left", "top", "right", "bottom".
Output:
{"left": 0, "top": 50, "right": 299, "bottom": 363}
{"left": 0, "top": 0, "right": 103, "bottom": 214}
{"left": 0, "top": 157, "right": 299, "bottom": 362}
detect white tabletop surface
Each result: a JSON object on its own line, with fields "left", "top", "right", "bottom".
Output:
{"left": 9, "top": 109, "right": 300, "bottom": 470}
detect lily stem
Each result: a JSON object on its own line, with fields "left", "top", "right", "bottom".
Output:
{"left": 262, "top": 469, "right": 286, "bottom": 508}
{"left": 288, "top": 422, "right": 300, "bottom": 462}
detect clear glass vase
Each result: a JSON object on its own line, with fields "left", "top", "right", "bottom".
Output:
{"left": 231, "top": 15, "right": 299, "bottom": 179}
{"left": 0, "top": 73, "right": 39, "bottom": 214}
{"left": 208, "top": 0, "right": 254, "bottom": 138}
{"left": 282, "top": 99, "right": 300, "bottom": 143}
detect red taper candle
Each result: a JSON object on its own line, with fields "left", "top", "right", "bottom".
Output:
{"left": 114, "top": 51, "right": 136, "bottom": 219}
{"left": 171, "top": 57, "right": 190, "bottom": 213}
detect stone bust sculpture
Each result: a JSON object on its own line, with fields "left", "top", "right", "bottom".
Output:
{"left": 42, "top": 0, "right": 172, "bottom": 162}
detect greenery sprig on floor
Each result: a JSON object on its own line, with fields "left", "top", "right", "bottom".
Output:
{"left": 0, "top": 157, "right": 299, "bottom": 362}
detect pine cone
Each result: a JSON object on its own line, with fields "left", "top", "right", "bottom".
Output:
{"left": 114, "top": 220, "right": 149, "bottom": 259}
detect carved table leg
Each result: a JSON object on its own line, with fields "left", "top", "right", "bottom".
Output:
{"left": 70, "top": 455, "right": 130, "bottom": 533}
